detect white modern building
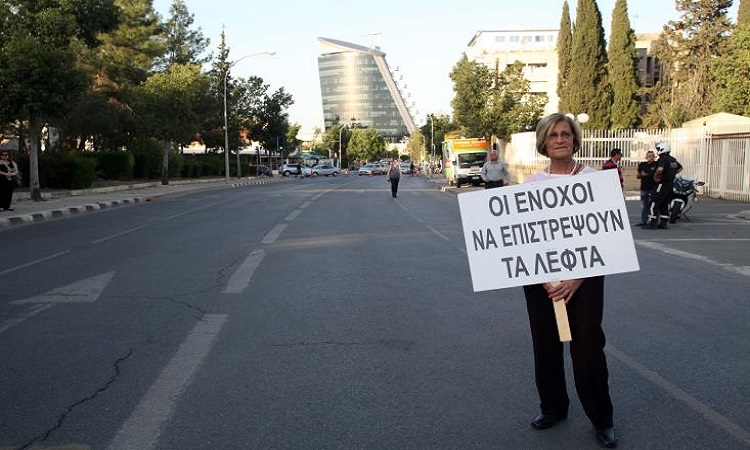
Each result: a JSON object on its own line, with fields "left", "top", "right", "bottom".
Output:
{"left": 317, "top": 37, "right": 417, "bottom": 143}
{"left": 465, "top": 30, "right": 661, "bottom": 117}
{"left": 464, "top": 29, "right": 561, "bottom": 115}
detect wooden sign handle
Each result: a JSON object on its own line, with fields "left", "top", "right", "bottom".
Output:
{"left": 550, "top": 281, "right": 572, "bottom": 342}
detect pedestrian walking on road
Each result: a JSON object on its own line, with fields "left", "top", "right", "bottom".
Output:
{"left": 386, "top": 159, "right": 401, "bottom": 198}
{"left": 636, "top": 150, "right": 657, "bottom": 226}
{"left": 480, "top": 149, "right": 509, "bottom": 189}
{"left": 522, "top": 113, "right": 618, "bottom": 449}
{"left": 0, "top": 151, "right": 19, "bottom": 211}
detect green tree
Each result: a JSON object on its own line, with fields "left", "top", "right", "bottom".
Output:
{"left": 557, "top": 1, "right": 573, "bottom": 113}
{"left": 493, "top": 62, "right": 547, "bottom": 139}
{"left": 419, "top": 113, "right": 456, "bottom": 160}
{"left": 739, "top": 0, "right": 750, "bottom": 26}
{"left": 131, "top": 63, "right": 211, "bottom": 183}
{"left": 405, "top": 129, "right": 426, "bottom": 162}
{"left": 649, "top": 0, "right": 732, "bottom": 124}
{"left": 450, "top": 55, "right": 492, "bottom": 137}
{"left": 286, "top": 123, "right": 302, "bottom": 153}
{"left": 157, "top": 0, "right": 210, "bottom": 69}
{"left": 566, "top": 0, "right": 611, "bottom": 128}
{"left": 94, "top": 0, "right": 164, "bottom": 88}
{"left": 0, "top": 0, "right": 115, "bottom": 200}
{"left": 347, "top": 128, "right": 385, "bottom": 163}
{"left": 63, "top": 0, "right": 162, "bottom": 152}
{"left": 607, "top": 0, "right": 641, "bottom": 129}
{"left": 714, "top": 23, "right": 750, "bottom": 115}
{"left": 642, "top": 34, "right": 682, "bottom": 127}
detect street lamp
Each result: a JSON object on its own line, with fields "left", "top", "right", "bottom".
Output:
{"left": 565, "top": 112, "right": 589, "bottom": 124}
{"left": 223, "top": 51, "right": 276, "bottom": 182}
{"left": 428, "top": 114, "right": 435, "bottom": 159}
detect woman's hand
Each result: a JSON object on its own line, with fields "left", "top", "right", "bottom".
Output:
{"left": 544, "top": 279, "right": 584, "bottom": 304}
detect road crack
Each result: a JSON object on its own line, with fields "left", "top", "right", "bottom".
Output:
{"left": 18, "top": 349, "right": 134, "bottom": 450}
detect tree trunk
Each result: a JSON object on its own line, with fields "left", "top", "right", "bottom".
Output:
{"left": 28, "top": 116, "right": 43, "bottom": 201}
{"left": 161, "top": 141, "right": 170, "bottom": 185}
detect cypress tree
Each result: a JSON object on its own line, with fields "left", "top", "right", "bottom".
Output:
{"left": 669, "top": 0, "right": 733, "bottom": 121}
{"left": 714, "top": 0, "right": 750, "bottom": 115}
{"left": 739, "top": 0, "right": 750, "bottom": 26}
{"left": 607, "top": 0, "right": 641, "bottom": 129}
{"left": 567, "top": 0, "right": 611, "bottom": 129}
{"left": 557, "top": 1, "right": 573, "bottom": 113}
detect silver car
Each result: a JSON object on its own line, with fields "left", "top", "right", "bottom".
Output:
{"left": 307, "top": 164, "right": 340, "bottom": 177}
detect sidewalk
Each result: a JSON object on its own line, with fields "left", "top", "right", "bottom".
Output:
{"left": 1, "top": 176, "right": 287, "bottom": 229}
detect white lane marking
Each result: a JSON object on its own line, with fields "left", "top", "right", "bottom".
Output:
{"left": 222, "top": 249, "right": 265, "bottom": 294}
{"left": 0, "top": 251, "right": 70, "bottom": 276}
{"left": 107, "top": 314, "right": 228, "bottom": 450}
{"left": 300, "top": 201, "right": 313, "bottom": 209}
{"left": 285, "top": 209, "right": 302, "bottom": 221}
{"left": 261, "top": 223, "right": 287, "bottom": 244}
{"left": 636, "top": 240, "right": 750, "bottom": 277}
{"left": 0, "top": 304, "right": 53, "bottom": 335}
{"left": 427, "top": 225, "right": 452, "bottom": 243}
{"left": 13, "top": 272, "right": 115, "bottom": 304}
{"left": 161, "top": 203, "right": 217, "bottom": 221}
{"left": 91, "top": 226, "right": 146, "bottom": 244}
{"left": 2, "top": 272, "right": 115, "bottom": 335}
{"left": 608, "top": 345, "right": 750, "bottom": 446}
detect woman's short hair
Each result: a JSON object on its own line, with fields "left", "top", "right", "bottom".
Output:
{"left": 534, "top": 113, "right": 583, "bottom": 157}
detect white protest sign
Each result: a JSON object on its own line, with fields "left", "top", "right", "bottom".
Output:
{"left": 458, "top": 169, "right": 640, "bottom": 292}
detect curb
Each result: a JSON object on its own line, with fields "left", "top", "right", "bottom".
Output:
{"left": 1, "top": 198, "right": 145, "bottom": 228}
{"left": 1, "top": 176, "right": 287, "bottom": 230}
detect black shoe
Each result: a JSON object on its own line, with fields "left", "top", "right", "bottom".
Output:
{"left": 657, "top": 222, "right": 668, "bottom": 229}
{"left": 531, "top": 413, "right": 567, "bottom": 430}
{"left": 645, "top": 220, "right": 657, "bottom": 229}
{"left": 595, "top": 427, "right": 618, "bottom": 448}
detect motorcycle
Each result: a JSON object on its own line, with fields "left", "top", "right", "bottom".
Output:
{"left": 668, "top": 176, "right": 706, "bottom": 223}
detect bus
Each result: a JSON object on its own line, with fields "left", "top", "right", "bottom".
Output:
{"left": 442, "top": 138, "right": 489, "bottom": 187}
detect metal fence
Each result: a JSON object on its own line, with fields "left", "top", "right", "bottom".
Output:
{"left": 505, "top": 125, "right": 750, "bottom": 203}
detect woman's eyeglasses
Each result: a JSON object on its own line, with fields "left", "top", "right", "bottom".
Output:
{"left": 547, "top": 131, "right": 574, "bottom": 140}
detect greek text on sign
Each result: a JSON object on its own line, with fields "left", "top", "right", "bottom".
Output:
{"left": 457, "top": 170, "right": 640, "bottom": 292}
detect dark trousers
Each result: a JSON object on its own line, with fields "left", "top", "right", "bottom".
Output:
{"left": 648, "top": 182, "right": 673, "bottom": 222}
{"left": 523, "top": 276, "right": 614, "bottom": 429}
{"left": 640, "top": 190, "right": 651, "bottom": 224}
{"left": 389, "top": 178, "right": 400, "bottom": 197}
{"left": 484, "top": 180, "right": 504, "bottom": 189}
{"left": 0, "top": 177, "right": 13, "bottom": 209}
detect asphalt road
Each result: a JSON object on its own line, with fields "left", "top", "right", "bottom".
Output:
{"left": 1, "top": 174, "right": 749, "bottom": 450}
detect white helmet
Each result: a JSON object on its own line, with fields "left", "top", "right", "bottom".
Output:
{"left": 655, "top": 142, "right": 671, "bottom": 155}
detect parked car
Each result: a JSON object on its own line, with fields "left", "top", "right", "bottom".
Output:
{"left": 358, "top": 163, "right": 378, "bottom": 176}
{"left": 280, "top": 163, "right": 303, "bottom": 176}
{"left": 307, "top": 164, "right": 339, "bottom": 177}
{"left": 399, "top": 162, "right": 411, "bottom": 174}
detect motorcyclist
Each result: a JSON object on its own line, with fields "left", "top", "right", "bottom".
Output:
{"left": 646, "top": 142, "right": 683, "bottom": 229}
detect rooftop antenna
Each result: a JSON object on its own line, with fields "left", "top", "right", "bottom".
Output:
{"left": 363, "top": 31, "right": 382, "bottom": 48}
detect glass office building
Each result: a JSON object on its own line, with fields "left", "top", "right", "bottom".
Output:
{"left": 317, "top": 37, "right": 416, "bottom": 143}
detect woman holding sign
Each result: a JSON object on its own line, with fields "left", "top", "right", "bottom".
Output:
{"left": 522, "top": 113, "right": 617, "bottom": 448}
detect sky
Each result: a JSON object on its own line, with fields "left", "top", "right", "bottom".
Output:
{"left": 152, "top": 0, "right": 739, "bottom": 136}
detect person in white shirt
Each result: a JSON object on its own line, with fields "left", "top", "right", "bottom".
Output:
{"left": 480, "top": 149, "right": 509, "bottom": 189}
